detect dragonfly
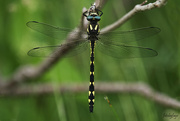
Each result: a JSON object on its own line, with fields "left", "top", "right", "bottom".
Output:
{"left": 27, "top": 5, "right": 160, "bottom": 113}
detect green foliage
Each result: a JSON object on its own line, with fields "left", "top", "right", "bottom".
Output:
{"left": 0, "top": 0, "right": 180, "bottom": 121}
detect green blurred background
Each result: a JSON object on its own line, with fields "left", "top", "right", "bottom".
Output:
{"left": 0, "top": 0, "right": 179, "bottom": 121}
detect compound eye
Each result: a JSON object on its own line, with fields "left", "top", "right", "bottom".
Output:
{"left": 95, "top": 16, "right": 101, "bottom": 20}
{"left": 87, "top": 15, "right": 93, "bottom": 20}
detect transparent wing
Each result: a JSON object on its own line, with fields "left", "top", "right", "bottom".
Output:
{"left": 26, "top": 21, "right": 74, "bottom": 40}
{"left": 99, "top": 27, "right": 160, "bottom": 45}
{"left": 28, "top": 40, "right": 89, "bottom": 57}
{"left": 96, "top": 41, "right": 158, "bottom": 59}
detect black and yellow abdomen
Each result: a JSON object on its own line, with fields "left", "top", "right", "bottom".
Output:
{"left": 89, "top": 40, "right": 95, "bottom": 112}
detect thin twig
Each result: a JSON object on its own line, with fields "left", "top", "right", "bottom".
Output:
{"left": 1, "top": 82, "right": 180, "bottom": 109}
{"left": 95, "top": 0, "right": 107, "bottom": 10}
{"left": 100, "top": 0, "right": 167, "bottom": 34}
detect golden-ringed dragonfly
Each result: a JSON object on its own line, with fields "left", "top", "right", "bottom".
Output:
{"left": 27, "top": 5, "right": 160, "bottom": 113}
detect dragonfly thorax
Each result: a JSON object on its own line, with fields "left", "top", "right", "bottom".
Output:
{"left": 87, "top": 14, "right": 100, "bottom": 36}
{"left": 87, "top": 23, "right": 100, "bottom": 36}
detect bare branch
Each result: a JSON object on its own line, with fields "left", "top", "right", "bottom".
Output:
{"left": 101, "top": 0, "right": 167, "bottom": 34}
{"left": 1, "top": 82, "right": 180, "bottom": 109}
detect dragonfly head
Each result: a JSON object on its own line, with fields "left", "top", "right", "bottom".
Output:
{"left": 87, "top": 13, "right": 101, "bottom": 22}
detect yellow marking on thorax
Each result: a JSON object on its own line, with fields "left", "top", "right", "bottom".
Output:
{"left": 94, "top": 25, "right": 98, "bottom": 30}
{"left": 90, "top": 24, "right": 93, "bottom": 30}
{"left": 90, "top": 72, "right": 94, "bottom": 75}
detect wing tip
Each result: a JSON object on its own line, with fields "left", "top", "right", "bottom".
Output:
{"left": 26, "top": 21, "right": 39, "bottom": 27}
{"left": 27, "top": 47, "right": 40, "bottom": 57}
{"left": 144, "top": 47, "right": 158, "bottom": 57}
{"left": 149, "top": 27, "right": 161, "bottom": 33}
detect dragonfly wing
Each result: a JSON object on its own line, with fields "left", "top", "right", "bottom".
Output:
{"left": 26, "top": 21, "right": 76, "bottom": 40}
{"left": 65, "top": 40, "right": 89, "bottom": 57}
{"left": 99, "top": 27, "right": 160, "bottom": 45}
{"left": 96, "top": 41, "right": 158, "bottom": 59}
{"left": 28, "top": 40, "right": 89, "bottom": 57}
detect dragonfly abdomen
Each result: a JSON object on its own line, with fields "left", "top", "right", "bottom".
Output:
{"left": 89, "top": 40, "right": 95, "bottom": 112}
